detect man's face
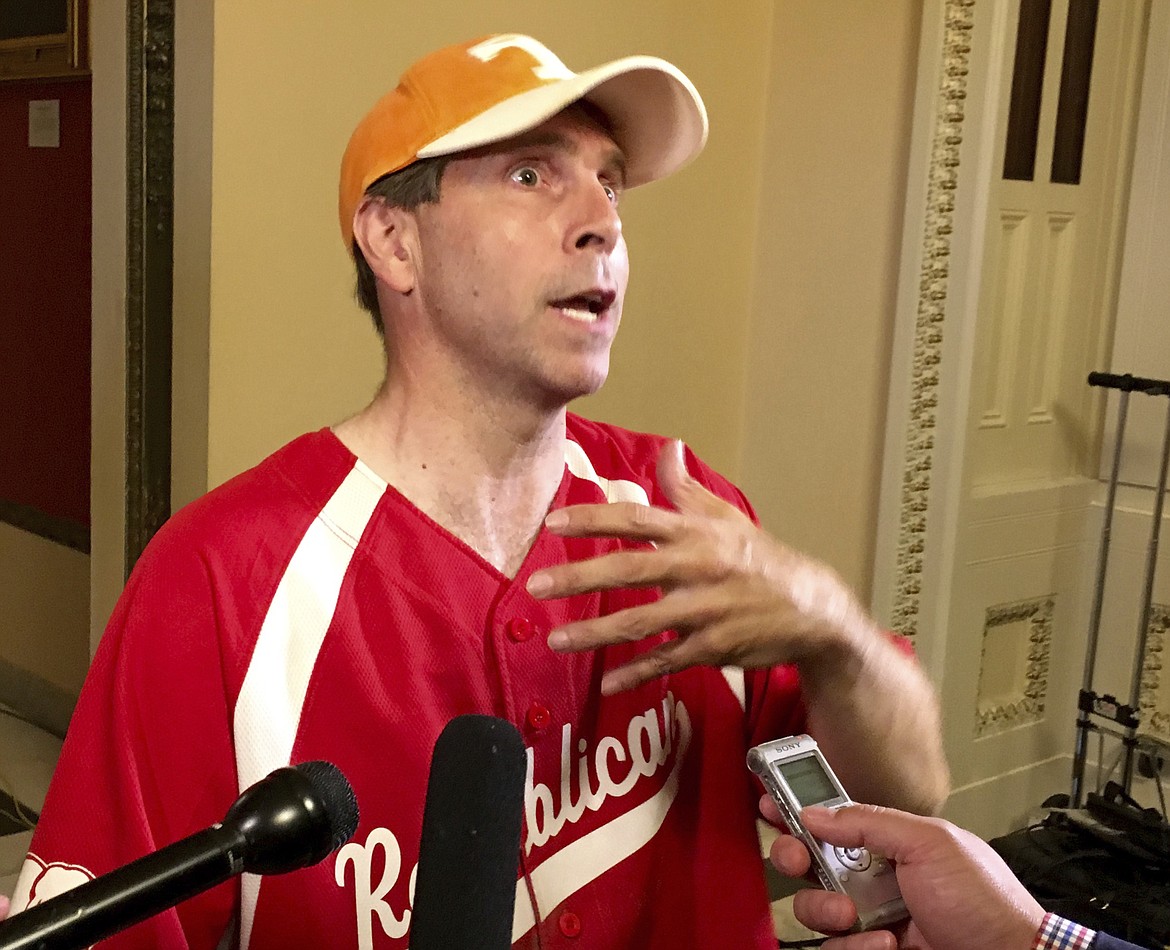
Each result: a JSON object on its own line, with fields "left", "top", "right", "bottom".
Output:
{"left": 407, "top": 106, "right": 630, "bottom": 409}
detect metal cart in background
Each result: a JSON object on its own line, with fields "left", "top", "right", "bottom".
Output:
{"left": 1069, "top": 371, "right": 1170, "bottom": 810}
{"left": 990, "top": 371, "right": 1170, "bottom": 949}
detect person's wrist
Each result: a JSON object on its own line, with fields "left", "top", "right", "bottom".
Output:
{"left": 795, "top": 614, "right": 877, "bottom": 691}
{"left": 1031, "top": 911, "right": 1097, "bottom": 950}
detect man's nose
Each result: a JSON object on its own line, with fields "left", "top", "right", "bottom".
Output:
{"left": 567, "top": 179, "right": 622, "bottom": 254}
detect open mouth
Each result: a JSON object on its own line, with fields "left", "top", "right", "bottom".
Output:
{"left": 551, "top": 290, "right": 616, "bottom": 324}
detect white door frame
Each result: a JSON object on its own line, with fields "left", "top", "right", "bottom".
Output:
{"left": 875, "top": 0, "right": 1170, "bottom": 831}
{"left": 872, "top": 0, "right": 1017, "bottom": 674}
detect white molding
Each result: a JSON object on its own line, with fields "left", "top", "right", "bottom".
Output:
{"left": 975, "top": 595, "right": 1054, "bottom": 736}
{"left": 874, "top": 0, "right": 1017, "bottom": 683}
{"left": 1139, "top": 604, "right": 1170, "bottom": 739}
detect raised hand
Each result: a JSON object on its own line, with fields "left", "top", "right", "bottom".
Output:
{"left": 527, "top": 440, "right": 875, "bottom": 695}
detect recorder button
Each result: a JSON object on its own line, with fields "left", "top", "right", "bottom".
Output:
{"left": 833, "top": 846, "right": 872, "bottom": 872}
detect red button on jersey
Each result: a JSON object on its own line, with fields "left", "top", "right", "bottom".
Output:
{"left": 506, "top": 617, "right": 535, "bottom": 642}
{"left": 526, "top": 703, "right": 551, "bottom": 731}
{"left": 558, "top": 911, "right": 582, "bottom": 938}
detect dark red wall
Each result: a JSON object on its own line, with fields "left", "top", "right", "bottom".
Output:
{"left": 0, "top": 77, "right": 91, "bottom": 527}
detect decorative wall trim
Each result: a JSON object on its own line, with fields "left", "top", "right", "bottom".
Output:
{"left": 1139, "top": 603, "right": 1170, "bottom": 740}
{"left": 975, "top": 595, "right": 1054, "bottom": 737}
{"left": 0, "top": 499, "right": 89, "bottom": 554}
{"left": 891, "top": 0, "right": 977, "bottom": 639}
{"left": 124, "top": 0, "right": 174, "bottom": 577}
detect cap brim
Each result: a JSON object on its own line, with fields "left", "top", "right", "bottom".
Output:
{"left": 417, "top": 54, "right": 708, "bottom": 187}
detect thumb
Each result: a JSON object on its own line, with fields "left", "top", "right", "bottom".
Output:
{"left": 655, "top": 440, "right": 727, "bottom": 517}
{"left": 800, "top": 804, "right": 924, "bottom": 864}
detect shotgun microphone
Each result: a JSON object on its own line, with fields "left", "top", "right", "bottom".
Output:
{"left": 409, "top": 715, "right": 527, "bottom": 950}
{"left": 0, "top": 761, "right": 359, "bottom": 950}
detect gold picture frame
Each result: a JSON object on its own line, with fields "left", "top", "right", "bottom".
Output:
{"left": 0, "top": 0, "right": 88, "bottom": 81}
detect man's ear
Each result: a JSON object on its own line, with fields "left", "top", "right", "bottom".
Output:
{"left": 352, "top": 198, "right": 418, "bottom": 294}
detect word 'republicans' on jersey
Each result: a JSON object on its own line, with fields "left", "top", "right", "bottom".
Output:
{"left": 335, "top": 692, "right": 692, "bottom": 948}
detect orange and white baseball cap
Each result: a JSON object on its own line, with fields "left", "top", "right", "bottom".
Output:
{"left": 339, "top": 33, "right": 708, "bottom": 249}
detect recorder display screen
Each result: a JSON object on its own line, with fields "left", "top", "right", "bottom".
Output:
{"left": 777, "top": 755, "right": 840, "bottom": 807}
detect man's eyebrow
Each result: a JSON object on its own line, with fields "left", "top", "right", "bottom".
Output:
{"left": 498, "top": 128, "right": 571, "bottom": 152}
{"left": 604, "top": 149, "right": 629, "bottom": 187}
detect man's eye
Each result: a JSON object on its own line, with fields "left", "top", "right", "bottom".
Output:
{"left": 602, "top": 183, "right": 619, "bottom": 204}
{"left": 511, "top": 167, "right": 540, "bottom": 187}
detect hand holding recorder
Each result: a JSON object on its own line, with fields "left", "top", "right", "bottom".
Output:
{"left": 765, "top": 800, "right": 1046, "bottom": 950}
{"left": 749, "top": 735, "right": 908, "bottom": 933}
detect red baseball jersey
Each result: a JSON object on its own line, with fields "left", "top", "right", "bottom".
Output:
{"left": 12, "top": 415, "right": 809, "bottom": 948}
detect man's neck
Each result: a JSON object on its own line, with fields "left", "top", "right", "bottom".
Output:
{"left": 332, "top": 382, "right": 568, "bottom": 577}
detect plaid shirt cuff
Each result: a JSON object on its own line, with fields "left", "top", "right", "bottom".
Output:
{"left": 1032, "top": 912, "right": 1097, "bottom": 950}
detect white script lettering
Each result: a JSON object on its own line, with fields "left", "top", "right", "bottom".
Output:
{"left": 524, "top": 693, "right": 689, "bottom": 854}
{"left": 334, "top": 827, "right": 415, "bottom": 950}
{"left": 335, "top": 697, "right": 692, "bottom": 943}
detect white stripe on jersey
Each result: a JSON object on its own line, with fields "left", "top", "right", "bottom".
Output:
{"left": 721, "top": 666, "right": 745, "bottom": 709}
{"left": 233, "top": 459, "right": 386, "bottom": 950}
{"left": 563, "top": 439, "right": 650, "bottom": 505}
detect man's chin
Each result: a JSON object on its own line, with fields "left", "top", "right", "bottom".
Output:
{"left": 561, "top": 370, "right": 610, "bottom": 404}
{"left": 536, "top": 361, "right": 610, "bottom": 405}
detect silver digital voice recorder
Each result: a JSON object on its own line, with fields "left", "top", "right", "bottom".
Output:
{"left": 748, "top": 734, "right": 908, "bottom": 932}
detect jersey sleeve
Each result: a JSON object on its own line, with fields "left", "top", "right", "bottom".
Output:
{"left": 9, "top": 526, "right": 241, "bottom": 949}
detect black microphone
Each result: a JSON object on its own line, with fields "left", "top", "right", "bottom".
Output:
{"left": 0, "top": 760, "right": 359, "bottom": 950}
{"left": 409, "top": 715, "right": 526, "bottom": 950}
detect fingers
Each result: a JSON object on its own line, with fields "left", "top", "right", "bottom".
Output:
{"left": 772, "top": 824, "right": 898, "bottom": 950}
{"left": 543, "top": 500, "right": 679, "bottom": 542}
{"left": 800, "top": 804, "right": 933, "bottom": 863}
{"left": 530, "top": 439, "right": 772, "bottom": 684}
{"left": 526, "top": 538, "right": 672, "bottom": 603}
{"left": 768, "top": 834, "right": 812, "bottom": 878}
{"left": 793, "top": 894, "right": 901, "bottom": 950}
{"left": 655, "top": 438, "right": 690, "bottom": 503}
{"left": 549, "top": 591, "right": 746, "bottom": 693}
{"left": 792, "top": 887, "right": 861, "bottom": 937}
{"left": 528, "top": 547, "right": 672, "bottom": 599}
{"left": 546, "top": 591, "right": 697, "bottom": 653}
{"left": 758, "top": 794, "right": 786, "bottom": 829}
{"left": 540, "top": 441, "right": 746, "bottom": 548}
{"left": 763, "top": 805, "right": 900, "bottom": 950}
{"left": 821, "top": 930, "right": 900, "bottom": 950}
{"left": 599, "top": 637, "right": 694, "bottom": 695}
{"left": 655, "top": 440, "right": 737, "bottom": 520}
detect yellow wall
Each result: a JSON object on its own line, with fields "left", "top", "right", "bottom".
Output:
{"left": 88, "top": 2, "right": 927, "bottom": 651}
{"left": 0, "top": 524, "right": 89, "bottom": 694}
{"left": 188, "top": 2, "right": 773, "bottom": 494}
{"left": 741, "top": 1, "right": 924, "bottom": 597}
